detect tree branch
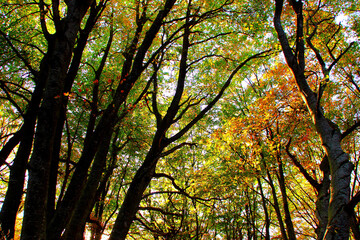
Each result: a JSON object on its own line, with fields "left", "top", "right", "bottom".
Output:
{"left": 138, "top": 206, "right": 182, "bottom": 217}
{"left": 0, "top": 30, "right": 38, "bottom": 78}
{"left": 286, "top": 138, "right": 321, "bottom": 190}
{"left": 160, "top": 142, "right": 196, "bottom": 158}
{"left": 168, "top": 49, "right": 271, "bottom": 143}
{"left": 341, "top": 120, "right": 360, "bottom": 140}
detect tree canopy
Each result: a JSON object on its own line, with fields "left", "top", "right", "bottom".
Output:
{"left": 0, "top": 0, "right": 359, "bottom": 239}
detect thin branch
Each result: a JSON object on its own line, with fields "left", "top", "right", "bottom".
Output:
{"left": 52, "top": 0, "right": 61, "bottom": 28}
{"left": 160, "top": 142, "right": 196, "bottom": 158}
{"left": 0, "top": 29, "right": 38, "bottom": 77}
{"left": 348, "top": 191, "right": 360, "bottom": 210}
{"left": 138, "top": 206, "right": 182, "bottom": 217}
{"left": 187, "top": 54, "right": 230, "bottom": 68}
{"left": 285, "top": 138, "right": 320, "bottom": 190}
{"left": 152, "top": 173, "right": 225, "bottom": 202}
{"left": 328, "top": 42, "right": 355, "bottom": 72}
{"left": 189, "top": 32, "right": 233, "bottom": 47}
{"left": 168, "top": 49, "right": 271, "bottom": 143}
{"left": 39, "top": 0, "right": 51, "bottom": 39}
{"left": 0, "top": 82, "right": 25, "bottom": 117}
{"left": 341, "top": 120, "right": 360, "bottom": 140}
{"left": 173, "top": 97, "right": 206, "bottom": 124}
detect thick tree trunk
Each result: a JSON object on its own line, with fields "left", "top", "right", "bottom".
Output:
{"left": 21, "top": 41, "right": 73, "bottom": 240}
{"left": 274, "top": 0, "right": 354, "bottom": 238}
{"left": 21, "top": 2, "right": 95, "bottom": 239}
{"left": 47, "top": 110, "right": 64, "bottom": 222}
{"left": 323, "top": 142, "right": 352, "bottom": 239}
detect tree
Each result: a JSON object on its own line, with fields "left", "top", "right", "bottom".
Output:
{"left": 1, "top": 0, "right": 359, "bottom": 239}
{"left": 274, "top": 0, "right": 358, "bottom": 239}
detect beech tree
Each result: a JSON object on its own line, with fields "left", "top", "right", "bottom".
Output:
{"left": 0, "top": 0, "right": 359, "bottom": 239}
{"left": 274, "top": 0, "right": 359, "bottom": 239}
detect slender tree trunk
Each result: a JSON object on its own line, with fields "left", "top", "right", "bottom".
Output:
{"left": 276, "top": 156, "right": 296, "bottom": 240}
{"left": 62, "top": 130, "right": 112, "bottom": 240}
{"left": 265, "top": 170, "right": 288, "bottom": 240}
{"left": 0, "top": 130, "right": 22, "bottom": 168}
{"left": 90, "top": 180, "right": 110, "bottom": 240}
{"left": 0, "top": 72, "right": 45, "bottom": 238}
{"left": 0, "top": 130, "right": 34, "bottom": 239}
{"left": 257, "top": 178, "right": 270, "bottom": 240}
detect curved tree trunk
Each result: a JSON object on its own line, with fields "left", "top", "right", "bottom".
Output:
{"left": 274, "top": 1, "right": 354, "bottom": 238}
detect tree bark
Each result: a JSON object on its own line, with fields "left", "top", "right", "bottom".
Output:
{"left": 274, "top": 0, "right": 354, "bottom": 239}
{"left": 21, "top": 1, "right": 95, "bottom": 239}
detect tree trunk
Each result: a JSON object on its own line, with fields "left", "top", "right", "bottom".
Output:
{"left": 22, "top": 42, "right": 72, "bottom": 240}
{"left": 265, "top": 169, "right": 288, "bottom": 240}
{"left": 0, "top": 130, "right": 34, "bottom": 239}
{"left": 0, "top": 71, "right": 45, "bottom": 238}
{"left": 109, "top": 144, "right": 164, "bottom": 240}
{"left": 257, "top": 178, "right": 270, "bottom": 240}
{"left": 274, "top": 1, "right": 354, "bottom": 238}
{"left": 276, "top": 156, "right": 296, "bottom": 240}
{"left": 21, "top": 2, "right": 95, "bottom": 239}
{"left": 62, "top": 131, "right": 112, "bottom": 240}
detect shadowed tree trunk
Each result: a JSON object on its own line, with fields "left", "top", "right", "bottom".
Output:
{"left": 0, "top": 70, "right": 45, "bottom": 238}
{"left": 21, "top": 1, "right": 96, "bottom": 239}
{"left": 47, "top": 1, "right": 178, "bottom": 239}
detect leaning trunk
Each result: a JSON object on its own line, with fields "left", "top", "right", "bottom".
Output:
{"left": 109, "top": 144, "right": 164, "bottom": 240}
{"left": 0, "top": 73, "right": 45, "bottom": 238}
{"left": 274, "top": 0, "right": 354, "bottom": 238}
{"left": 62, "top": 131, "right": 112, "bottom": 240}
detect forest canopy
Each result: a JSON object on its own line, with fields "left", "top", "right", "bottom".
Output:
{"left": 0, "top": 0, "right": 359, "bottom": 239}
